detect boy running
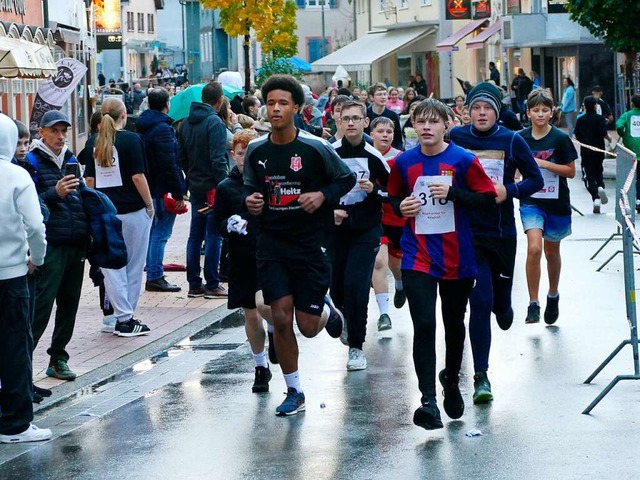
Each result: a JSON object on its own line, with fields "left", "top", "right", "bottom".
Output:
{"left": 519, "top": 89, "right": 577, "bottom": 324}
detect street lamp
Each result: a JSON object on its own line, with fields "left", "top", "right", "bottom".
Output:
{"left": 321, "top": 0, "right": 327, "bottom": 58}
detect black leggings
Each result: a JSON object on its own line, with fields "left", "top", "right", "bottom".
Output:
{"left": 403, "top": 270, "right": 474, "bottom": 403}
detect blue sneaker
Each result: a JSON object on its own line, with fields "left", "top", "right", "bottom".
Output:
{"left": 275, "top": 387, "right": 306, "bottom": 416}
{"left": 323, "top": 295, "right": 343, "bottom": 338}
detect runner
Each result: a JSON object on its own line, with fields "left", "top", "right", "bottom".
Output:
{"left": 448, "top": 82, "right": 543, "bottom": 404}
{"left": 519, "top": 89, "right": 577, "bottom": 324}
{"left": 243, "top": 75, "right": 356, "bottom": 416}
{"left": 330, "top": 100, "right": 390, "bottom": 371}
{"left": 369, "top": 117, "right": 406, "bottom": 327}
{"left": 387, "top": 99, "right": 497, "bottom": 429}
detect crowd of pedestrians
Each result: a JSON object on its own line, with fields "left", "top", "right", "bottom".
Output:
{"left": 3, "top": 66, "right": 640, "bottom": 442}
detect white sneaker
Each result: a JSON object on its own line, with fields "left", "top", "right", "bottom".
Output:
{"left": 593, "top": 198, "right": 601, "bottom": 214}
{"left": 0, "top": 424, "right": 52, "bottom": 444}
{"left": 339, "top": 316, "right": 349, "bottom": 346}
{"left": 598, "top": 187, "right": 608, "bottom": 205}
{"left": 346, "top": 348, "right": 367, "bottom": 371}
{"left": 101, "top": 315, "right": 116, "bottom": 333}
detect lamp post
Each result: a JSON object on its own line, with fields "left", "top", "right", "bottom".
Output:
{"left": 321, "top": 0, "right": 327, "bottom": 58}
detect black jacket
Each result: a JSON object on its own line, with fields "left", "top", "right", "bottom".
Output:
{"left": 137, "top": 109, "right": 185, "bottom": 200}
{"left": 177, "top": 102, "right": 229, "bottom": 196}
{"left": 30, "top": 146, "right": 89, "bottom": 247}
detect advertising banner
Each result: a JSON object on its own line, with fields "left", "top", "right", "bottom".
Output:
{"left": 445, "top": 0, "right": 472, "bottom": 20}
{"left": 95, "top": 0, "right": 122, "bottom": 34}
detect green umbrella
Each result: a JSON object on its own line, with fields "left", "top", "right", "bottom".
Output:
{"left": 168, "top": 83, "right": 244, "bottom": 121}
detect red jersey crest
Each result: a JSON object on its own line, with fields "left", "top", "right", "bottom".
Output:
{"left": 290, "top": 156, "right": 302, "bottom": 172}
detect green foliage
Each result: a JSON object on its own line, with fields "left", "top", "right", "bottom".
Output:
{"left": 255, "top": 55, "right": 304, "bottom": 88}
{"left": 567, "top": 0, "right": 640, "bottom": 52}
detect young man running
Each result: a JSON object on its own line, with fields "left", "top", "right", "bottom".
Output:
{"left": 370, "top": 117, "right": 406, "bottom": 325}
{"left": 448, "top": 82, "right": 543, "bottom": 404}
{"left": 330, "top": 100, "right": 390, "bottom": 371}
{"left": 519, "top": 89, "right": 577, "bottom": 324}
{"left": 365, "top": 83, "right": 404, "bottom": 150}
{"left": 244, "top": 75, "right": 356, "bottom": 416}
{"left": 388, "top": 99, "right": 496, "bottom": 429}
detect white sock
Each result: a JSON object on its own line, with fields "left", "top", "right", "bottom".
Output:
{"left": 376, "top": 293, "right": 389, "bottom": 315}
{"left": 323, "top": 303, "right": 331, "bottom": 318}
{"left": 253, "top": 351, "right": 268, "bottom": 368}
{"left": 266, "top": 323, "right": 274, "bottom": 333}
{"left": 283, "top": 371, "right": 302, "bottom": 393}
{"left": 548, "top": 292, "right": 559, "bottom": 299}
{"left": 395, "top": 279, "right": 403, "bottom": 291}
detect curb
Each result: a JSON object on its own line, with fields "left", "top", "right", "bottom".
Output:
{"left": 34, "top": 305, "right": 242, "bottom": 413}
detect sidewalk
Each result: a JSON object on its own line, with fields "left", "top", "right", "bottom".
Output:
{"left": 32, "top": 212, "right": 235, "bottom": 401}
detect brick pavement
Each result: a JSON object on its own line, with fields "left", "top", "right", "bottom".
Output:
{"left": 33, "top": 212, "right": 229, "bottom": 390}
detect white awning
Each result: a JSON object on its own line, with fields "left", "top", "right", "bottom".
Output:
{"left": 0, "top": 37, "right": 57, "bottom": 78}
{"left": 311, "top": 26, "right": 437, "bottom": 73}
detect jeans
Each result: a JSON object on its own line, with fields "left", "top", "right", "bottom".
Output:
{"left": 186, "top": 193, "right": 222, "bottom": 290}
{"left": 0, "top": 275, "right": 34, "bottom": 435}
{"left": 146, "top": 197, "right": 177, "bottom": 281}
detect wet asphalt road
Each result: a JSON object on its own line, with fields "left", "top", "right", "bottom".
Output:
{"left": 2, "top": 177, "right": 640, "bottom": 479}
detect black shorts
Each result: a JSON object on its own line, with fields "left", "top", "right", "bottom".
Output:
{"left": 227, "top": 250, "right": 259, "bottom": 309}
{"left": 257, "top": 234, "right": 330, "bottom": 317}
{"left": 474, "top": 236, "right": 517, "bottom": 278}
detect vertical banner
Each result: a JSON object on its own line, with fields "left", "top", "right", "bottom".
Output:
{"left": 95, "top": 0, "right": 122, "bottom": 34}
{"left": 29, "top": 58, "right": 88, "bottom": 137}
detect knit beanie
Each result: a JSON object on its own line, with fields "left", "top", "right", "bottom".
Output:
{"left": 466, "top": 82, "right": 502, "bottom": 116}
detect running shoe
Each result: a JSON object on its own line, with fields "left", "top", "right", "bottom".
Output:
{"left": 495, "top": 307, "right": 514, "bottom": 331}
{"left": 323, "top": 295, "right": 344, "bottom": 338}
{"left": 393, "top": 289, "right": 406, "bottom": 308}
{"left": 0, "top": 425, "right": 52, "bottom": 444}
{"left": 267, "top": 331, "right": 279, "bottom": 364}
{"left": 275, "top": 388, "right": 305, "bottom": 416}
{"left": 413, "top": 401, "right": 443, "bottom": 430}
{"left": 598, "top": 186, "right": 608, "bottom": 205}
{"left": 114, "top": 318, "right": 151, "bottom": 337}
{"left": 544, "top": 295, "right": 560, "bottom": 325}
{"left": 525, "top": 303, "right": 541, "bottom": 324}
{"left": 439, "top": 369, "right": 464, "bottom": 419}
{"left": 346, "top": 347, "right": 367, "bottom": 371}
{"left": 339, "top": 315, "right": 349, "bottom": 346}
{"left": 593, "top": 199, "right": 601, "bottom": 214}
{"left": 252, "top": 366, "right": 272, "bottom": 393}
{"left": 377, "top": 313, "right": 392, "bottom": 331}
{"left": 46, "top": 360, "right": 76, "bottom": 381}
{"left": 473, "top": 371, "right": 493, "bottom": 404}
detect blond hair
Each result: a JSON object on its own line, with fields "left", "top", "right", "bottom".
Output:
{"left": 95, "top": 98, "right": 126, "bottom": 168}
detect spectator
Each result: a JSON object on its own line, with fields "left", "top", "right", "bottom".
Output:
{"left": 560, "top": 76, "right": 577, "bottom": 133}
{"left": 386, "top": 87, "right": 405, "bottom": 115}
{"left": 510, "top": 68, "right": 533, "bottom": 122}
{"left": 413, "top": 73, "right": 428, "bottom": 96}
{"left": 137, "top": 87, "right": 186, "bottom": 292}
{"left": 132, "top": 83, "right": 146, "bottom": 114}
{"left": 242, "top": 96, "right": 261, "bottom": 120}
{"left": 488, "top": 62, "right": 500, "bottom": 86}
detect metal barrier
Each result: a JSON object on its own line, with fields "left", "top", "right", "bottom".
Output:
{"left": 583, "top": 143, "right": 640, "bottom": 414}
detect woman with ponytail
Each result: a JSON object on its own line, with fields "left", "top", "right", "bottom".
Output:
{"left": 81, "top": 98, "right": 154, "bottom": 337}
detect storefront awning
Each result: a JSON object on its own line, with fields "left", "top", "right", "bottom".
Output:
{"left": 0, "top": 37, "right": 57, "bottom": 78}
{"left": 311, "top": 27, "right": 437, "bottom": 73}
{"left": 466, "top": 20, "right": 502, "bottom": 50}
{"left": 436, "top": 19, "right": 489, "bottom": 52}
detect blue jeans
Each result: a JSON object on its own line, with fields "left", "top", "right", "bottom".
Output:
{"left": 146, "top": 197, "right": 177, "bottom": 281}
{"left": 186, "top": 193, "right": 222, "bottom": 289}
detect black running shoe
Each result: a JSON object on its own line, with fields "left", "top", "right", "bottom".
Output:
{"left": 115, "top": 318, "right": 151, "bottom": 337}
{"left": 267, "top": 331, "right": 279, "bottom": 364}
{"left": 252, "top": 366, "right": 272, "bottom": 393}
{"left": 393, "top": 289, "right": 406, "bottom": 309}
{"left": 413, "top": 401, "right": 443, "bottom": 430}
{"left": 544, "top": 295, "right": 559, "bottom": 325}
{"left": 323, "top": 295, "right": 344, "bottom": 338}
{"left": 525, "top": 303, "right": 541, "bottom": 324}
{"left": 439, "top": 369, "right": 464, "bottom": 419}
{"left": 473, "top": 371, "right": 493, "bottom": 404}
{"left": 33, "top": 385, "right": 52, "bottom": 397}
{"left": 495, "top": 307, "right": 514, "bottom": 331}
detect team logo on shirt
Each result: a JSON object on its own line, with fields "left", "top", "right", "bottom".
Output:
{"left": 290, "top": 156, "right": 302, "bottom": 172}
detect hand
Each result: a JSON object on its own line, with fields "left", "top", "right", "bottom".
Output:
{"left": 56, "top": 175, "right": 80, "bottom": 198}
{"left": 358, "top": 179, "right": 374, "bottom": 194}
{"left": 334, "top": 209, "right": 349, "bottom": 226}
{"left": 230, "top": 112, "right": 238, "bottom": 124}
{"left": 400, "top": 195, "right": 421, "bottom": 218}
{"left": 493, "top": 181, "right": 508, "bottom": 204}
{"left": 174, "top": 200, "right": 186, "bottom": 210}
{"left": 27, "top": 260, "right": 37, "bottom": 275}
{"left": 145, "top": 205, "right": 155, "bottom": 218}
{"left": 428, "top": 182, "right": 449, "bottom": 200}
{"left": 246, "top": 192, "right": 264, "bottom": 215}
{"left": 322, "top": 128, "right": 331, "bottom": 139}
{"left": 298, "top": 191, "right": 325, "bottom": 213}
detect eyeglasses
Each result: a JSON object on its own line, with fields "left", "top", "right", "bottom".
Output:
{"left": 341, "top": 116, "right": 364, "bottom": 124}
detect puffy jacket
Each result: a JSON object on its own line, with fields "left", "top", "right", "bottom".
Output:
{"left": 177, "top": 102, "right": 229, "bottom": 195}
{"left": 136, "top": 108, "right": 185, "bottom": 200}
{"left": 29, "top": 146, "right": 89, "bottom": 247}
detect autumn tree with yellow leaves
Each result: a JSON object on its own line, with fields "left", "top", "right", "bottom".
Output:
{"left": 200, "top": 0, "right": 299, "bottom": 92}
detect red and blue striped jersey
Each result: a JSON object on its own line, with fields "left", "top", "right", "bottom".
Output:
{"left": 387, "top": 142, "right": 496, "bottom": 279}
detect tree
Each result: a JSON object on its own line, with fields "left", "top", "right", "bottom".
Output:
{"left": 200, "top": 0, "right": 299, "bottom": 92}
{"left": 567, "top": 0, "right": 640, "bottom": 100}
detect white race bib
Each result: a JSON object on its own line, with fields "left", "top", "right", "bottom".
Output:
{"left": 413, "top": 175, "right": 455, "bottom": 235}
{"left": 531, "top": 168, "right": 560, "bottom": 199}
{"left": 630, "top": 115, "right": 640, "bottom": 138}
{"left": 472, "top": 150, "right": 505, "bottom": 184}
{"left": 340, "top": 157, "right": 370, "bottom": 206}
{"left": 95, "top": 146, "right": 123, "bottom": 189}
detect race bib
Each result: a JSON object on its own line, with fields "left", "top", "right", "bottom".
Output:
{"left": 631, "top": 115, "right": 640, "bottom": 138}
{"left": 95, "top": 146, "right": 124, "bottom": 189}
{"left": 340, "top": 157, "right": 370, "bottom": 206}
{"left": 472, "top": 150, "right": 505, "bottom": 184}
{"left": 531, "top": 168, "right": 560, "bottom": 199}
{"left": 413, "top": 175, "right": 455, "bottom": 235}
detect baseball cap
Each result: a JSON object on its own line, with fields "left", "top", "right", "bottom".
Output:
{"left": 40, "top": 110, "right": 71, "bottom": 128}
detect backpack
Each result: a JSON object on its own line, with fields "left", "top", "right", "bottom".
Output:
{"left": 78, "top": 184, "right": 128, "bottom": 269}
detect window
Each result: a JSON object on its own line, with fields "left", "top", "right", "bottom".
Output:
{"left": 126, "top": 12, "right": 134, "bottom": 32}
{"left": 307, "top": 37, "right": 330, "bottom": 62}
{"left": 301, "top": 0, "right": 335, "bottom": 8}
{"left": 399, "top": 0, "right": 408, "bottom": 8}
{"left": 421, "top": 0, "right": 432, "bottom": 5}
{"left": 137, "top": 13, "right": 144, "bottom": 33}
{"left": 148, "top": 14, "right": 155, "bottom": 33}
